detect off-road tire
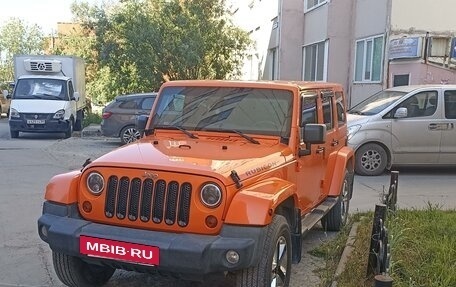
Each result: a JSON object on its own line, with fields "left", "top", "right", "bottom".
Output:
{"left": 120, "top": 125, "right": 141, "bottom": 144}
{"left": 65, "top": 119, "right": 74, "bottom": 139}
{"left": 355, "top": 143, "right": 388, "bottom": 176}
{"left": 10, "top": 130, "right": 19, "bottom": 138}
{"left": 74, "top": 110, "right": 84, "bottom": 131}
{"left": 321, "top": 170, "right": 351, "bottom": 231}
{"left": 233, "top": 215, "right": 291, "bottom": 287}
{"left": 52, "top": 251, "right": 115, "bottom": 287}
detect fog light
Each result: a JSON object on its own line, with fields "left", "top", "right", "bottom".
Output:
{"left": 205, "top": 215, "right": 218, "bottom": 228}
{"left": 40, "top": 225, "right": 48, "bottom": 238}
{"left": 82, "top": 201, "right": 92, "bottom": 213}
{"left": 226, "top": 250, "right": 240, "bottom": 264}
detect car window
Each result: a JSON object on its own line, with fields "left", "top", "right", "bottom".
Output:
{"left": 141, "top": 97, "right": 155, "bottom": 110}
{"left": 444, "top": 90, "right": 456, "bottom": 119}
{"left": 395, "top": 91, "right": 437, "bottom": 118}
{"left": 119, "top": 99, "right": 137, "bottom": 109}
{"left": 301, "top": 92, "right": 317, "bottom": 126}
{"left": 336, "top": 91, "right": 346, "bottom": 125}
{"left": 322, "top": 91, "right": 334, "bottom": 130}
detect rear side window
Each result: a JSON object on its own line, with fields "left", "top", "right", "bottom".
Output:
{"left": 444, "top": 90, "right": 456, "bottom": 119}
{"left": 118, "top": 99, "right": 138, "bottom": 109}
{"left": 336, "top": 91, "right": 346, "bottom": 125}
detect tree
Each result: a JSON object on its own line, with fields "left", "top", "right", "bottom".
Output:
{"left": 70, "top": 0, "right": 251, "bottom": 103}
{"left": 0, "top": 18, "right": 44, "bottom": 83}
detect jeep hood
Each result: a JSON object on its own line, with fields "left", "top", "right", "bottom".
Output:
{"left": 89, "top": 138, "right": 294, "bottom": 186}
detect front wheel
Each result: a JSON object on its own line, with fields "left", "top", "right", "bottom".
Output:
{"left": 10, "top": 130, "right": 19, "bottom": 138}
{"left": 233, "top": 215, "right": 291, "bottom": 287}
{"left": 120, "top": 125, "right": 141, "bottom": 144}
{"left": 321, "top": 170, "right": 352, "bottom": 231}
{"left": 64, "top": 119, "right": 74, "bottom": 139}
{"left": 52, "top": 251, "right": 115, "bottom": 287}
{"left": 355, "top": 143, "right": 388, "bottom": 176}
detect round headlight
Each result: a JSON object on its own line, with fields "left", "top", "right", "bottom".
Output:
{"left": 87, "top": 172, "right": 104, "bottom": 195}
{"left": 200, "top": 183, "right": 222, "bottom": 208}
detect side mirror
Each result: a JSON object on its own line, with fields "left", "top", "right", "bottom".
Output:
{"left": 136, "top": 115, "right": 149, "bottom": 137}
{"left": 299, "top": 124, "right": 327, "bottom": 156}
{"left": 394, "top": 107, "right": 407, "bottom": 118}
{"left": 73, "top": 92, "right": 80, "bottom": 102}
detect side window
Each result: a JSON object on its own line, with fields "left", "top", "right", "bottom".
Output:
{"left": 301, "top": 93, "right": 317, "bottom": 126}
{"left": 119, "top": 99, "right": 137, "bottom": 109}
{"left": 397, "top": 91, "right": 437, "bottom": 118}
{"left": 444, "top": 90, "right": 456, "bottom": 119}
{"left": 335, "top": 91, "right": 346, "bottom": 125}
{"left": 68, "top": 81, "right": 74, "bottom": 99}
{"left": 141, "top": 97, "right": 155, "bottom": 110}
{"left": 322, "top": 91, "right": 334, "bottom": 130}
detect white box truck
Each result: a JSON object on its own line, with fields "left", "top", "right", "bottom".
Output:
{"left": 8, "top": 55, "right": 86, "bottom": 138}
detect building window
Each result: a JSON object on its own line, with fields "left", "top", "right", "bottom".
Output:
{"left": 302, "top": 41, "right": 327, "bottom": 81}
{"left": 305, "top": 0, "right": 327, "bottom": 11}
{"left": 355, "top": 35, "right": 384, "bottom": 82}
{"left": 393, "top": 74, "right": 410, "bottom": 87}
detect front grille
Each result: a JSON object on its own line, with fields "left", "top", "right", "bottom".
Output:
{"left": 105, "top": 176, "right": 192, "bottom": 227}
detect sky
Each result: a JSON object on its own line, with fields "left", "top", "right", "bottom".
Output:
{"left": 0, "top": 0, "right": 103, "bottom": 35}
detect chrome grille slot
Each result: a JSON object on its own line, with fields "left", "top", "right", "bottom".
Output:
{"left": 103, "top": 176, "right": 192, "bottom": 227}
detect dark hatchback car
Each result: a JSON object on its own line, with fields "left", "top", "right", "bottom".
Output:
{"left": 101, "top": 92, "right": 157, "bottom": 144}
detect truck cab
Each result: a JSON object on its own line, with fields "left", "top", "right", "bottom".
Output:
{"left": 9, "top": 55, "right": 86, "bottom": 138}
{"left": 38, "top": 80, "right": 354, "bottom": 287}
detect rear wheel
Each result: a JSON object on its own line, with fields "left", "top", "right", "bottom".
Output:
{"left": 120, "top": 125, "right": 141, "bottom": 144}
{"left": 52, "top": 251, "right": 115, "bottom": 287}
{"left": 321, "top": 170, "right": 352, "bottom": 231}
{"left": 355, "top": 143, "right": 388, "bottom": 176}
{"left": 233, "top": 215, "right": 291, "bottom": 287}
{"left": 74, "top": 110, "right": 84, "bottom": 131}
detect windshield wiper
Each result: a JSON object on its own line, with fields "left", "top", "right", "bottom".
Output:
{"left": 164, "top": 125, "right": 199, "bottom": 139}
{"left": 230, "top": 130, "right": 260, "bottom": 144}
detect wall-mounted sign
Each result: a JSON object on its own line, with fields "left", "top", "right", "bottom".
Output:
{"left": 389, "top": 37, "right": 422, "bottom": 60}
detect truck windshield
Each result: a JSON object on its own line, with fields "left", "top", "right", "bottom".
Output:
{"left": 13, "top": 79, "right": 67, "bottom": 101}
{"left": 348, "top": 90, "right": 407, "bottom": 115}
{"left": 151, "top": 86, "right": 293, "bottom": 139}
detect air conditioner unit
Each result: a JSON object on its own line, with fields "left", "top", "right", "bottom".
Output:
{"left": 24, "top": 59, "right": 62, "bottom": 73}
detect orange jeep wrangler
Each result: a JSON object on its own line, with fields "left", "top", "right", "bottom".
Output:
{"left": 38, "top": 80, "right": 354, "bottom": 287}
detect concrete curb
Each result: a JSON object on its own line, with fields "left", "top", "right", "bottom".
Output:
{"left": 331, "top": 222, "right": 360, "bottom": 287}
{"left": 81, "top": 124, "right": 102, "bottom": 137}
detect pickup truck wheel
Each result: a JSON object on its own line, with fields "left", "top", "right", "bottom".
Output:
{"left": 355, "top": 143, "right": 387, "bottom": 176}
{"left": 234, "top": 215, "right": 291, "bottom": 287}
{"left": 52, "top": 251, "right": 115, "bottom": 287}
{"left": 10, "top": 130, "right": 19, "bottom": 138}
{"left": 120, "top": 125, "right": 141, "bottom": 144}
{"left": 64, "top": 119, "right": 74, "bottom": 139}
{"left": 321, "top": 170, "right": 351, "bottom": 231}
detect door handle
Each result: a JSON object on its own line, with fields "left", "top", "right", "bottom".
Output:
{"left": 428, "top": 123, "right": 438, "bottom": 130}
{"left": 331, "top": 139, "right": 339, "bottom": 146}
{"left": 316, "top": 147, "right": 325, "bottom": 154}
{"left": 429, "top": 123, "right": 453, "bottom": 130}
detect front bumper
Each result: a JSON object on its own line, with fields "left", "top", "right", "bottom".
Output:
{"left": 9, "top": 118, "right": 70, "bottom": 133}
{"left": 38, "top": 201, "right": 267, "bottom": 275}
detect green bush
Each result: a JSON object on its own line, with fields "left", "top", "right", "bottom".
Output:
{"left": 83, "top": 112, "right": 102, "bottom": 128}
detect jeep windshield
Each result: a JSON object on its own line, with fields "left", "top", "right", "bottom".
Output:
{"left": 151, "top": 86, "right": 293, "bottom": 139}
{"left": 348, "top": 90, "right": 407, "bottom": 115}
{"left": 13, "top": 78, "right": 68, "bottom": 101}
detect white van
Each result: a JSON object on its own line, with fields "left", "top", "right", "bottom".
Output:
{"left": 347, "top": 85, "right": 456, "bottom": 175}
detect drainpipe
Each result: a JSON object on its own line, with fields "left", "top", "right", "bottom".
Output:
{"left": 424, "top": 31, "right": 430, "bottom": 64}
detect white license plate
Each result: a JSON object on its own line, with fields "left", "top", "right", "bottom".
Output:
{"left": 27, "top": 119, "right": 45, "bottom": 124}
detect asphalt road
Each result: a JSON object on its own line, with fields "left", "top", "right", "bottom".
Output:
{"left": 1, "top": 117, "right": 455, "bottom": 287}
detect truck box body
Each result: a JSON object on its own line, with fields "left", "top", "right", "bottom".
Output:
{"left": 9, "top": 55, "right": 86, "bottom": 138}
